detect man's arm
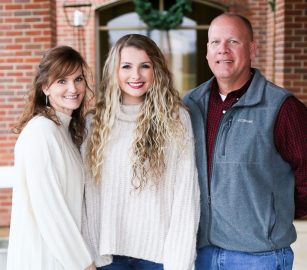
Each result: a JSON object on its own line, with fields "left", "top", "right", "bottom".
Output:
{"left": 274, "top": 96, "right": 307, "bottom": 218}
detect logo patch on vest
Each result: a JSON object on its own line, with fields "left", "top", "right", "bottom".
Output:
{"left": 237, "top": 118, "right": 254, "bottom": 124}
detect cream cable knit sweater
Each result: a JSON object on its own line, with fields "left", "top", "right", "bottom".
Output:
{"left": 82, "top": 104, "right": 200, "bottom": 270}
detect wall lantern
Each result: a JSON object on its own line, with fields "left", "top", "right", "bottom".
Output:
{"left": 63, "top": 1, "right": 92, "bottom": 27}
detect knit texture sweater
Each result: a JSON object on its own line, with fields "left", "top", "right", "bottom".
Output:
{"left": 7, "top": 112, "right": 92, "bottom": 270}
{"left": 82, "top": 104, "right": 200, "bottom": 270}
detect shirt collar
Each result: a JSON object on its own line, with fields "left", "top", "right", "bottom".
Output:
{"left": 211, "top": 71, "right": 254, "bottom": 102}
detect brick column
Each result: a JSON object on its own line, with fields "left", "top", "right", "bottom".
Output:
{"left": 275, "top": 0, "right": 307, "bottom": 105}
{"left": 0, "top": 0, "right": 56, "bottom": 227}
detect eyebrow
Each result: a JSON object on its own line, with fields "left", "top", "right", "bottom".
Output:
{"left": 120, "top": 61, "right": 152, "bottom": 64}
{"left": 209, "top": 36, "right": 239, "bottom": 40}
{"left": 59, "top": 73, "right": 83, "bottom": 80}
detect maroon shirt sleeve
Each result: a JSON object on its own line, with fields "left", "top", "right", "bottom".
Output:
{"left": 274, "top": 96, "right": 307, "bottom": 218}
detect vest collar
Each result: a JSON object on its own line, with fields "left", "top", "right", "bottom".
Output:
{"left": 189, "top": 68, "right": 266, "bottom": 108}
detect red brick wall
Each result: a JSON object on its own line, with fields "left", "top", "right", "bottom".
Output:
{"left": 0, "top": 0, "right": 56, "bottom": 227}
{"left": 275, "top": 0, "right": 307, "bottom": 103}
{"left": 265, "top": 2, "right": 275, "bottom": 82}
{"left": 0, "top": 0, "right": 306, "bottom": 227}
{"left": 0, "top": 189, "right": 12, "bottom": 226}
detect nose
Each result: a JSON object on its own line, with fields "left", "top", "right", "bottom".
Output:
{"left": 218, "top": 42, "right": 230, "bottom": 54}
{"left": 68, "top": 81, "right": 77, "bottom": 92}
{"left": 131, "top": 68, "right": 141, "bottom": 80}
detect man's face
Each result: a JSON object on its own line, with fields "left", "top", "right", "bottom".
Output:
{"left": 206, "top": 16, "right": 256, "bottom": 90}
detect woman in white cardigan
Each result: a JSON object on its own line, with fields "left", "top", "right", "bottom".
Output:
{"left": 7, "top": 46, "right": 95, "bottom": 270}
{"left": 82, "top": 34, "right": 200, "bottom": 270}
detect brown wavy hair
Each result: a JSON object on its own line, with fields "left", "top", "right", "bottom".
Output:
{"left": 13, "top": 45, "right": 93, "bottom": 147}
{"left": 87, "top": 34, "right": 186, "bottom": 189}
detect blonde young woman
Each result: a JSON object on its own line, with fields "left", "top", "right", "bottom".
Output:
{"left": 82, "top": 34, "right": 200, "bottom": 270}
{"left": 7, "top": 46, "right": 95, "bottom": 270}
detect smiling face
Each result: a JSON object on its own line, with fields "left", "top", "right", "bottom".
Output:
{"left": 118, "top": 46, "right": 154, "bottom": 105}
{"left": 43, "top": 67, "right": 86, "bottom": 116}
{"left": 206, "top": 15, "right": 256, "bottom": 93}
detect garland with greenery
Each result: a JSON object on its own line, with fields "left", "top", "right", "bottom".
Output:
{"left": 268, "top": 0, "right": 276, "bottom": 12}
{"left": 133, "top": 0, "right": 192, "bottom": 30}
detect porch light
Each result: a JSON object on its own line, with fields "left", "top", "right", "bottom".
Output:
{"left": 63, "top": 1, "right": 92, "bottom": 27}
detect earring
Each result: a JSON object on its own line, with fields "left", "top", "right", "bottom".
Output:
{"left": 45, "top": 94, "right": 48, "bottom": 106}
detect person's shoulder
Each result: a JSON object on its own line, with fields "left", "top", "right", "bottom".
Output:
{"left": 183, "top": 81, "right": 207, "bottom": 98}
{"left": 178, "top": 106, "right": 193, "bottom": 132}
{"left": 281, "top": 95, "right": 307, "bottom": 113}
{"left": 254, "top": 69, "right": 291, "bottom": 96}
{"left": 16, "top": 116, "right": 61, "bottom": 152}
{"left": 251, "top": 69, "right": 293, "bottom": 104}
{"left": 183, "top": 79, "right": 212, "bottom": 103}
{"left": 262, "top": 81, "right": 294, "bottom": 105}
{"left": 21, "top": 115, "right": 60, "bottom": 141}
{"left": 27, "top": 115, "right": 57, "bottom": 129}
{"left": 178, "top": 106, "right": 190, "bottom": 121}
{"left": 266, "top": 81, "right": 291, "bottom": 94}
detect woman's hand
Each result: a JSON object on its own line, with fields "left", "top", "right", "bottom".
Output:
{"left": 85, "top": 262, "right": 96, "bottom": 270}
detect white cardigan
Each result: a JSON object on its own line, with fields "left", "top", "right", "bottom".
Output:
{"left": 82, "top": 105, "right": 200, "bottom": 270}
{"left": 7, "top": 112, "right": 92, "bottom": 270}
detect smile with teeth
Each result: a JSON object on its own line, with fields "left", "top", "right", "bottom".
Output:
{"left": 64, "top": 95, "right": 79, "bottom": 100}
{"left": 217, "top": 60, "right": 233, "bottom": 64}
{"left": 128, "top": 82, "right": 145, "bottom": 88}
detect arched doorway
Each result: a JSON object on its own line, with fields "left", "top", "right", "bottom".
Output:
{"left": 96, "top": 0, "right": 226, "bottom": 95}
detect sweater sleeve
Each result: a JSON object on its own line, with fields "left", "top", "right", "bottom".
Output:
{"left": 20, "top": 120, "right": 92, "bottom": 270}
{"left": 81, "top": 115, "right": 112, "bottom": 267}
{"left": 82, "top": 172, "right": 112, "bottom": 267}
{"left": 163, "top": 109, "right": 201, "bottom": 270}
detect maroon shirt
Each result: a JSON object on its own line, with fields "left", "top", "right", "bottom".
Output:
{"left": 206, "top": 78, "right": 307, "bottom": 218}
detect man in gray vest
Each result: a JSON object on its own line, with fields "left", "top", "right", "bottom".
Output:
{"left": 183, "top": 13, "right": 307, "bottom": 270}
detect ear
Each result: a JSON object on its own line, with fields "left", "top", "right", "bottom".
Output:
{"left": 42, "top": 85, "right": 49, "bottom": 96}
{"left": 250, "top": 41, "right": 257, "bottom": 61}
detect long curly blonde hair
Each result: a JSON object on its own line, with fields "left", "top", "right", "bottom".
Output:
{"left": 87, "top": 34, "right": 186, "bottom": 189}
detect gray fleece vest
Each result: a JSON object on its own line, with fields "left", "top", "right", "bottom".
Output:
{"left": 183, "top": 69, "right": 296, "bottom": 252}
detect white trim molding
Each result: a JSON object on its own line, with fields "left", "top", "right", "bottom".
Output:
{"left": 292, "top": 220, "right": 307, "bottom": 270}
{"left": 0, "top": 166, "right": 14, "bottom": 188}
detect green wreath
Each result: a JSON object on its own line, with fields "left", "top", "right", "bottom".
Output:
{"left": 133, "top": 0, "right": 192, "bottom": 30}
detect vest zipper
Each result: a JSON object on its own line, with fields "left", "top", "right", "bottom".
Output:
{"left": 208, "top": 112, "right": 233, "bottom": 243}
{"left": 207, "top": 195, "right": 212, "bottom": 244}
{"left": 220, "top": 116, "right": 233, "bottom": 156}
